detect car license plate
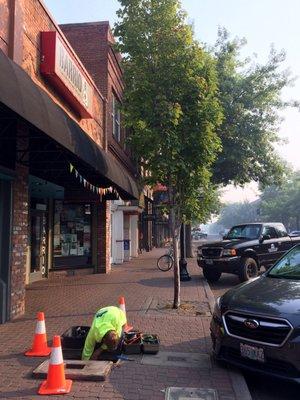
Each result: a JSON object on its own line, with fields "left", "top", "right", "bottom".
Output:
{"left": 240, "top": 343, "right": 265, "bottom": 363}
{"left": 206, "top": 259, "right": 213, "bottom": 265}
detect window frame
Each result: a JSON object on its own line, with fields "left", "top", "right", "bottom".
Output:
{"left": 262, "top": 225, "right": 278, "bottom": 239}
{"left": 112, "top": 94, "right": 121, "bottom": 142}
{"left": 274, "top": 224, "right": 288, "bottom": 238}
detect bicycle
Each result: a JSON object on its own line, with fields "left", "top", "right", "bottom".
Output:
{"left": 157, "top": 246, "right": 174, "bottom": 271}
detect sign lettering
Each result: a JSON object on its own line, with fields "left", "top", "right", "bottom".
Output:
{"left": 41, "top": 31, "right": 93, "bottom": 118}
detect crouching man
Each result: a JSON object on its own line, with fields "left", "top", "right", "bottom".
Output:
{"left": 82, "top": 306, "right": 126, "bottom": 360}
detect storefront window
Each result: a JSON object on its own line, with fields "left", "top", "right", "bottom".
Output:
{"left": 53, "top": 201, "right": 92, "bottom": 267}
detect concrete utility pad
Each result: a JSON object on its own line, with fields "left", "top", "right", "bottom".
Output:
{"left": 141, "top": 352, "right": 211, "bottom": 369}
{"left": 32, "top": 359, "right": 113, "bottom": 381}
{"left": 165, "top": 387, "right": 218, "bottom": 400}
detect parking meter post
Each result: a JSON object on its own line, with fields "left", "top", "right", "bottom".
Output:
{"left": 179, "top": 223, "right": 191, "bottom": 281}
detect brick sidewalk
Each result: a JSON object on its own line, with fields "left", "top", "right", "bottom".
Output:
{"left": 0, "top": 248, "right": 245, "bottom": 400}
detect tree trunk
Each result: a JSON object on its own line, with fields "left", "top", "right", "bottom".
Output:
{"left": 185, "top": 224, "right": 193, "bottom": 258}
{"left": 169, "top": 186, "right": 180, "bottom": 309}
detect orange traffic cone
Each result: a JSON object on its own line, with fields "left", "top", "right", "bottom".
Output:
{"left": 25, "top": 312, "right": 51, "bottom": 357}
{"left": 119, "top": 296, "right": 133, "bottom": 333}
{"left": 38, "top": 335, "right": 72, "bottom": 395}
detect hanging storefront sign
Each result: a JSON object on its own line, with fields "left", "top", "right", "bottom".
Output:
{"left": 40, "top": 31, "right": 93, "bottom": 118}
{"left": 40, "top": 214, "right": 47, "bottom": 275}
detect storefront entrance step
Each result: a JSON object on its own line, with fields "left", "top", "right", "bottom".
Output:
{"left": 165, "top": 387, "right": 218, "bottom": 400}
{"left": 141, "top": 351, "right": 211, "bottom": 369}
{"left": 32, "top": 359, "right": 113, "bottom": 381}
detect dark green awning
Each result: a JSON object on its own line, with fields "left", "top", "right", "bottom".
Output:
{"left": 0, "top": 50, "right": 139, "bottom": 200}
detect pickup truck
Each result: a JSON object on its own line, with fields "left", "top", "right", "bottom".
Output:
{"left": 197, "top": 222, "right": 300, "bottom": 283}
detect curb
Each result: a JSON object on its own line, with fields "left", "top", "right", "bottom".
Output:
{"left": 228, "top": 368, "right": 252, "bottom": 400}
{"left": 201, "top": 276, "right": 216, "bottom": 313}
{"left": 201, "top": 276, "right": 252, "bottom": 400}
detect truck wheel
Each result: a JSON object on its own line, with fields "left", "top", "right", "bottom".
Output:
{"left": 203, "top": 267, "right": 222, "bottom": 283}
{"left": 239, "top": 257, "right": 258, "bottom": 282}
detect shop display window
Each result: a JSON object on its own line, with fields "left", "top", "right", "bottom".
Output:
{"left": 53, "top": 201, "right": 92, "bottom": 266}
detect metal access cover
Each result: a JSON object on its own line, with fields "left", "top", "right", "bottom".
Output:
{"left": 32, "top": 359, "right": 113, "bottom": 381}
{"left": 141, "top": 352, "right": 211, "bottom": 369}
{"left": 165, "top": 387, "right": 218, "bottom": 400}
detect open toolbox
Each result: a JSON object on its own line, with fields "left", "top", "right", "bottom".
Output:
{"left": 141, "top": 334, "right": 160, "bottom": 354}
{"left": 61, "top": 326, "right": 90, "bottom": 359}
{"left": 61, "top": 326, "right": 160, "bottom": 359}
{"left": 123, "top": 331, "right": 142, "bottom": 354}
{"left": 61, "top": 326, "right": 122, "bottom": 361}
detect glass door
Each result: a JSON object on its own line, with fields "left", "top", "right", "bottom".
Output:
{"left": 30, "top": 210, "right": 48, "bottom": 278}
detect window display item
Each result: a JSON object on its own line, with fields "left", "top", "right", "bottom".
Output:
{"left": 54, "top": 202, "right": 92, "bottom": 267}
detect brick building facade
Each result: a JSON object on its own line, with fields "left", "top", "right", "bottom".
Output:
{"left": 0, "top": 0, "right": 139, "bottom": 323}
{"left": 61, "top": 22, "right": 144, "bottom": 264}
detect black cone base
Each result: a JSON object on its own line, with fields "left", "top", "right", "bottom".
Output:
{"left": 179, "top": 259, "right": 191, "bottom": 281}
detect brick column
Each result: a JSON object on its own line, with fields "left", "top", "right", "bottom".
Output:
{"left": 10, "top": 162, "right": 29, "bottom": 319}
{"left": 96, "top": 200, "right": 111, "bottom": 274}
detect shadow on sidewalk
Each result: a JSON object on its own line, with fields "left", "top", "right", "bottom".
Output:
{"left": 26, "top": 280, "right": 139, "bottom": 290}
{"left": 160, "top": 336, "right": 212, "bottom": 353}
{"left": 108, "top": 337, "right": 214, "bottom": 400}
{"left": 0, "top": 387, "right": 38, "bottom": 399}
{"left": 10, "top": 311, "right": 94, "bottom": 324}
{"left": 138, "top": 273, "right": 203, "bottom": 288}
{"left": 0, "top": 352, "right": 40, "bottom": 371}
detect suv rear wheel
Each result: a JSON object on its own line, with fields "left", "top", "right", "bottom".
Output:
{"left": 239, "top": 257, "right": 258, "bottom": 282}
{"left": 203, "top": 267, "right": 221, "bottom": 283}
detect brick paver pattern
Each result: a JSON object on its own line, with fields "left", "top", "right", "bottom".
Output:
{"left": 0, "top": 248, "right": 237, "bottom": 400}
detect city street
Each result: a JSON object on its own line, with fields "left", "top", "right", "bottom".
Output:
{"left": 209, "top": 273, "right": 300, "bottom": 400}
{"left": 0, "top": 249, "right": 245, "bottom": 400}
{"left": 1, "top": 2, "right": 300, "bottom": 400}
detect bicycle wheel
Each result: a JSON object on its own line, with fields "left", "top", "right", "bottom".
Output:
{"left": 157, "top": 254, "right": 173, "bottom": 271}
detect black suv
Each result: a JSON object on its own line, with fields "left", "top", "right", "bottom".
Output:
{"left": 211, "top": 244, "right": 300, "bottom": 382}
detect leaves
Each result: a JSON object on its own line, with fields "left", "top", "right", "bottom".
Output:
{"left": 260, "top": 171, "right": 300, "bottom": 229}
{"left": 115, "top": 0, "right": 223, "bottom": 224}
{"left": 210, "top": 28, "right": 295, "bottom": 187}
{"left": 217, "top": 201, "right": 260, "bottom": 228}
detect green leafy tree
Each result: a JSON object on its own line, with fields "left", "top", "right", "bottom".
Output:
{"left": 115, "top": 0, "right": 223, "bottom": 307}
{"left": 260, "top": 171, "right": 300, "bottom": 229}
{"left": 211, "top": 28, "right": 296, "bottom": 187}
{"left": 217, "top": 201, "right": 261, "bottom": 228}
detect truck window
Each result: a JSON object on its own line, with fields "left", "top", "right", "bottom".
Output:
{"left": 262, "top": 226, "right": 278, "bottom": 239}
{"left": 227, "top": 224, "right": 261, "bottom": 240}
{"left": 275, "top": 224, "right": 288, "bottom": 238}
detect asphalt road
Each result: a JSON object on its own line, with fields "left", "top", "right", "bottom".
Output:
{"left": 208, "top": 272, "right": 300, "bottom": 400}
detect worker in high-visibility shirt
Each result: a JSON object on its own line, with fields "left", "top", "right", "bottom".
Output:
{"left": 82, "top": 306, "right": 127, "bottom": 360}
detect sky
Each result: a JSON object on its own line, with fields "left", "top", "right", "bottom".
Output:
{"left": 44, "top": 0, "right": 300, "bottom": 203}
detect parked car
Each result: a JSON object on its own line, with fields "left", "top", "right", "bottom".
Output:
{"left": 197, "top": 223, "right": 300, "bottom": 282}
{"left": 193, "top": 232, "right": 207, "bottom": 240}
{"left": 211, "top": 244, "right": 300, "bottom": 383}
{"left": 290, "top": 231, "right": 300, "bottom": 237}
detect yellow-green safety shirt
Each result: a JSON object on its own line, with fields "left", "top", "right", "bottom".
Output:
{"left": 82, "top": 306, "right": 126, "bottom": 360}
